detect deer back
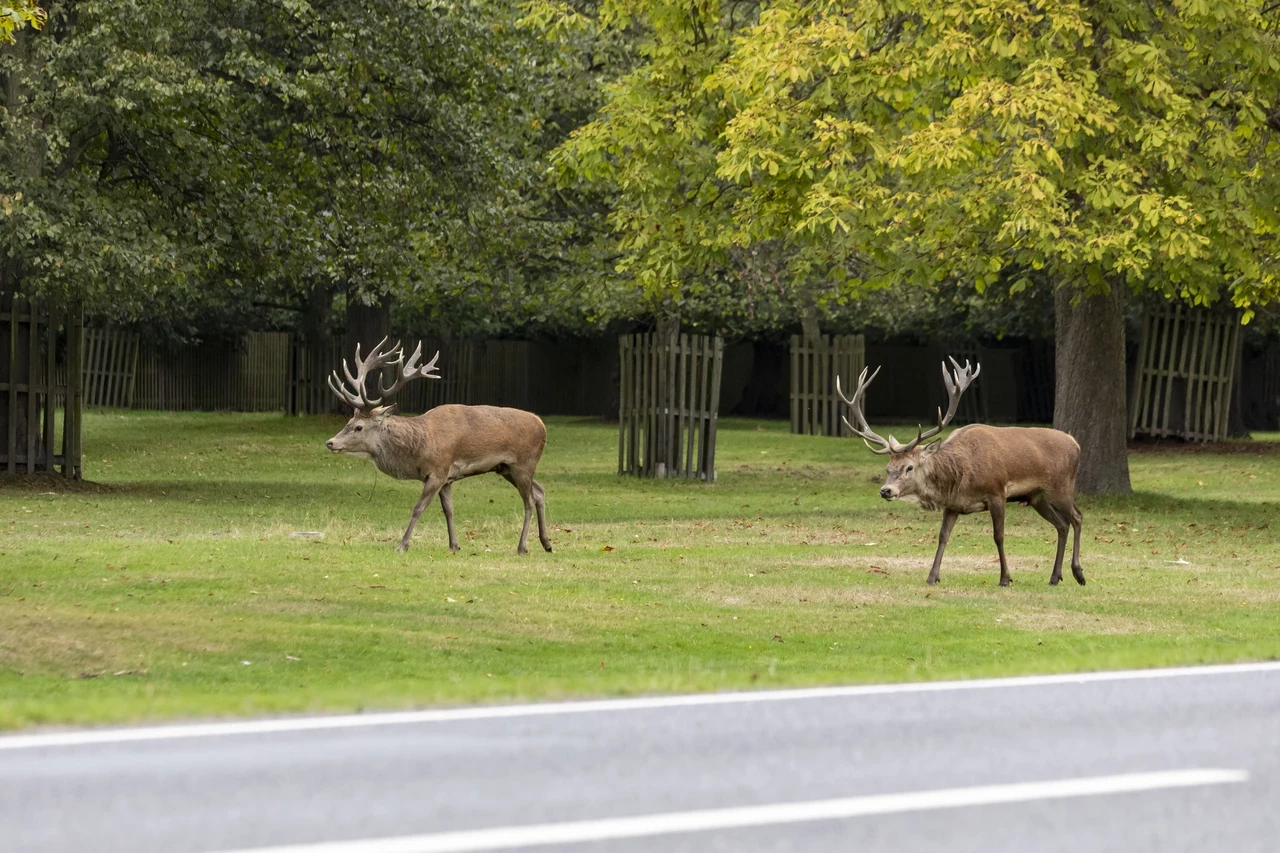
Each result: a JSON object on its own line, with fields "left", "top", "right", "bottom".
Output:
{"left": 938, "top": 425, "right": 1080, "bottom": 497}
{"left": 391, "top": 404, "right": 548, "bottom": 481}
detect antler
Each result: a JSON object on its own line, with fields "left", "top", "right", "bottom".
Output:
{"left": 835, "top": 366, "right": 896, "bottom": 455}
{"left": 835, "top": 356, "right": 981, "bottom": 455}
{"left": 372, "top": 341, "right": 441, "bottom": 401}
{"left": 327, "top": 337, "right": 441, "bottom": 411}
{"left": 913, "top": 356, "right": 981, "bottom": 448}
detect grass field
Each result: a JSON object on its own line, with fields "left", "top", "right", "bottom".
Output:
{"left": 2, "top": 411, "right": 1279, "bottom": 730}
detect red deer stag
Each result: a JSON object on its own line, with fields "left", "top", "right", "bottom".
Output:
{"left": 837, "top": 358, "right": 1084, "bottom": 587}
{"left": 325, "top": 338, "right": 552, "bottom": 555}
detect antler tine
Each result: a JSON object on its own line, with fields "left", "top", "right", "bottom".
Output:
{"left": 897, "top": 356, "right": 983, "bottom": 451}
{"left": 327, "top": 372, "right": 364, "bottom": 409}
{"left": 374, "top": 341, "right": 443, "bottom": 402}
{"left": 835, "top": 367, "right": 893, "bottom": 455}
{"left": 328, "top": 336, "right": 405, "bottom": 410}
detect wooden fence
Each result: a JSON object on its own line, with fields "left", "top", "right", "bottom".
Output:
{"left": 83, "top": 328, "right": 140, "bottom": 408}
{"left": 1129, "top": 305, "right": 1240, "bottom": 442}
{"left": 944, "top": 343, "right": 989, "bottom": 425}
{"left": 286, "top": 335, "right": 344, "bottom": 416}
{"left": 790, "top": 334, "right": 865, "bottom": 436}
{"left": 618, "top": 332, "right": 723, "bottom": 479}
{"left": 73, "top": 330, "right": 615, "bottom": 417}
{"left": 0, "top": 293, "right": 82, "bottom": 477}
{"left": 133, "top": 332, "right": 291, "bottom": 411}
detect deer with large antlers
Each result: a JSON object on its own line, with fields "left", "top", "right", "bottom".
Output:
{"left": 325, "top": 338, "right": 552, "bottom": 555}
{"left": 837, "top": 358, "right": 1084, "bottom": 587}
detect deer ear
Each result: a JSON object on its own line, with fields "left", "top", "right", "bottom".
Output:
{"left": 920, "top": 442, "right": 942, "bottom": 457}
{"left": 371, "top": 405, "right": 394, "bottom": 423}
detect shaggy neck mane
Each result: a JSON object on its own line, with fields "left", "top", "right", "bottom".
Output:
{"left": 919, "top": 443, "right": 967, "bottom": 507}
{"left": 372, "top": 415, "right": 426, "bottom": 477}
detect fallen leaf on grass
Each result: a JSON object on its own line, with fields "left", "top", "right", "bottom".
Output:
{"left": 285, "top": 655, "right": 301, "bottom": 661}
{"left": 866, "top": 566, "right": 888, "bottom": 575}
{"left": 600, "top": 545, "right": 615, "bottom": 552}
{"left": 113, "top": 669, "right": 147, "bottom": 677}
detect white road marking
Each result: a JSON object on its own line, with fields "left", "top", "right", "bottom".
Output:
{"left": 3, "top": 660, "right": 1279, "bottom": 751}
{"left": 209, "top": 769, "right": 1248, "bottom": 853}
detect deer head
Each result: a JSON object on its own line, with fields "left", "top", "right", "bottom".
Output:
{"left": 836, "top": 357, "right": 980, "bottom": 502}
{"left": 325, "top": 338, "right": 440, "bottom": 458}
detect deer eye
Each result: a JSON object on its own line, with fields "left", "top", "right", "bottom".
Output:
{"left": 355, "top": 425, "right": 363, "bottom": 432}
{"left": 905, "top": 465, "right": 913, "bottom": 473}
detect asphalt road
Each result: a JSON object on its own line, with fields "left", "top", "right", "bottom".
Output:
{"left": 3, "top": 662, "right": 1279, "bottom": 853}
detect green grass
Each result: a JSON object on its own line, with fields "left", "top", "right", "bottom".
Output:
{"left": 2, "top": 411, "right": 1279, "bottom": 730}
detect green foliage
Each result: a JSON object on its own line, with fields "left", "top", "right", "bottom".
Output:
{"left": 0, "top": 0, "right": 604, "bottom": 339}
{"left": 3, "top": 411, "right": 1280, "bottom": 728}
{"left": 0, "top": 0, "right": 43, "bottom": 43}
{"left": 550, "top": 0, "right": 1280, "bottom": 323}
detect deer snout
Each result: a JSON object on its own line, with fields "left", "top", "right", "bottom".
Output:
{"left": 326, "top": 440, "right": 336, "bottom": 451}
{"left": 880, "top": 485, "right": 895, "bottom": 500}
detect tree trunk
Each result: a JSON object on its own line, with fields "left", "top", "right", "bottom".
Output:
{"left": 1053, "top": 283, "right": 1132, "bottom": 494}
{"left": 800, "top": 293, "right": 821, "bottom": 344}
{"left": 344, "top": 289, "right": 391, "bottom": 405}
{"left": 653, "top": 313, "right": 680, "bottom": 475}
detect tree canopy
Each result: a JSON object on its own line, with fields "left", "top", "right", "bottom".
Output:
{"left": 549, "top": 0, "right": 1280, "bottom": 309}
{"left": 1, "top": 0, "right": 605, "bottom": 339}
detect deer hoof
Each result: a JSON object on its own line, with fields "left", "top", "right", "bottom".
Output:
{"left": 925, "top": 575, "right": 939, "bottom": 586}
{"left": 999, "top": 577, "right": 1012, "bottom": 587}
{"left": 395, "top": 542, "right": 410, "bottom": 553}
{"left": 542, "top": 542, "right": 553, "bottom": 553}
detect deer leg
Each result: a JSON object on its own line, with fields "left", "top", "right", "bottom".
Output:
{"left": 439, "top": 483, "right": 459, "bottom": 553}
{"left": 398, "top": 477, "right": 443, "bottom": 553}
{"left": 926, "top": 510, "right": 959, "bottom": 586}
{"left": 501, "top": 470, "right": 536, "bottom": 556}
{"left": 1069, "top": 501, "right": 1086, "bottom": 585}
{"left": 990, "top": 499, "right": 1012, "bottom": 587}
{"left": 1029, "top": 494, "right": 1069, "bottom": 585}
{"left": 532, "top": 480, "right": 552, "bottom": 553}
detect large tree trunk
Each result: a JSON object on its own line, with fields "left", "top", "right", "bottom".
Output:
{"left": 799, "top": 287, "right": 822, "bottom": 344}
{"left": 344, "top": 289, "right": 391, "bottom": 405}
{"left": 1053, "top": 284, "right": 1132, "bottom": 494}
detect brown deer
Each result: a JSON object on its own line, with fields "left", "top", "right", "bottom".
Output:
{"left": 325, "top": 338, "right": 552, "bottom": 555}
{"left": 837, "top": 358, "right": 1084, "bottom": 587}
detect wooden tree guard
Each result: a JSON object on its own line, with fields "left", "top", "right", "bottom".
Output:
{"left": 1130, "top": 304, "right": 1240, "bottom": 442}
{"left": 790, "top": 334, "right": 865, "bottom": 436}
{"left": 82, "top": 328, "right": 140, "bottom": 408}
{"left": 0, "top": 293, "right": 83, "bottom": 477}
{"left": 618, "top": 332, "right": 723, "bottom": 480}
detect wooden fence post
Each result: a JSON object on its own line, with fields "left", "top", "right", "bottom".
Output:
{"left": 1130, "top": 304, "right": 1241, "bottom": 442}
{"left": 0, "top": 293, "right": 82, "bottom": 478}
{"left": 618, "top": 331, "right": 724, "bottom": 479}
{"left": 789, "top": 334, "right": 865, "bottom": 436}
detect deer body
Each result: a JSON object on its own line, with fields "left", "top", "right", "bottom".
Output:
{"left": 840, "top": 361, "right": 1084, "bottom": 587}
{"left": 325, "top": 341, "right": 552, "bottom": 555}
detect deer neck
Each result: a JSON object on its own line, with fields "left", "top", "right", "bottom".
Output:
{"left": 370, "top": 415, "right": 427, "bottom": 481}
